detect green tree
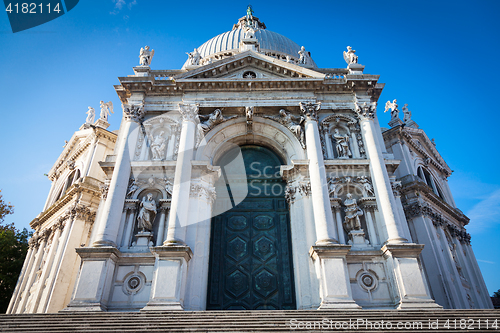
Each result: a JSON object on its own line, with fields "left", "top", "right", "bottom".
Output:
{"left": 493, "top": 289, "right": 500, "bottom": 298}
{"left": 0, "top": 190, "right": 31, "bottom": 313}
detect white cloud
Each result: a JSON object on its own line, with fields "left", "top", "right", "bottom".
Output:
{"left": 477, "top": 259, "right": 496, "bottom": 264}
{"left": 110, "top": 0, "right": 127, "bottom": 15}
{"left": 128, "top": 0, "right": 137, "bottom": 10}
{"left": 466, "top": 188, "right": 500, "bottom": 234}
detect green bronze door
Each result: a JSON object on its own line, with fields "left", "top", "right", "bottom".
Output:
{"left": 207, "top": 146, "right": 296, "bottom": 310}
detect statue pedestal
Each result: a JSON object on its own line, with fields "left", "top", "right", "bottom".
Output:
{"left": 405, "top": 119, "right": 419, "bottom": 129}
{"left": 239, "top": 38, "right": 259, "bottom": 52}
{"left": 347, "top": 230, "right": 371, "bottom": 249}
{"left": 94, "top": 118, "right": 110, "bottom": 130}
{"left": 133, "top": 231, "right": 153, "bottom": 248}
{"left": 388, "top": 117, "right": 403, "bottom": 128}
{"left": 133, "top": 66, "right": 150, "bottom": 77}
{"left": 141, "top": 245, "right": 193, "bottom": 311}
{"left": 348, "top": 63, "right": 365, "bottom": 75}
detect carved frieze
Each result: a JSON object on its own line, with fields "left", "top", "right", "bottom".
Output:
{"left": 190, "top": 182, "right": 216, "bottom": 204}
{"left": 403, "top": 202, "right": 470, "bottom": 244}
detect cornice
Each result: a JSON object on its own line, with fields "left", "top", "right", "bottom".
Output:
{"left": 400, "top": 178, "right": 469, "bottom": 226}
{"left": 30, "top": 176, "right": 102, "bottom": 228}
{"left": 383, "top": 126, "right": 451, "bottom": 176}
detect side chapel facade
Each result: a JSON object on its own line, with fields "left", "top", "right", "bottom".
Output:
{"left": 7, "top": 11, "right": 493, "bottom": 313}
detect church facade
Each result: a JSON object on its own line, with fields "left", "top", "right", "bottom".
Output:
{"left": 7, "top": 11, "right": 492, "bottom": 313}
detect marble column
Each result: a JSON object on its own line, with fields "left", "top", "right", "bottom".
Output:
{"left": 92, "top": 104, "right": 144, "bottom": 247}
{"left": 38, "top": 218, "right": 72, "bottom": 313}
{"left": 164, "top": 103, "right": 199, "bottom": 245}
{"left": 331, "top": 200, "right": 345, "bottom": 244}
{"left": 356, "top": 102, "right": 406, "bottom": 244}
{"left": 18, "top": 232, "right": 48, "bottom": 312}
{"left": 7, "top": 241, "right": 35, "bottom": 313}
{"left": 323, "top": 128, "right": 333, "bottom": 159}
{"left": 121, "top": 203, "right": 137, "bottom": 248}
{"left": 300, "top": 102, "right": 338, "bottom": 245}
{"left": 33, "top": 225, "right": 62, "bottom": 313}
{"left": 156, "top": 205, "right": 169, "bottom": 246}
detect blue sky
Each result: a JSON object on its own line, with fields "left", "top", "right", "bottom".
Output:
{"left": 1, "top": 0, "right": 499, "bottom": 295}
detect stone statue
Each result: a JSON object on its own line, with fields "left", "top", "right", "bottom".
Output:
{"left": 402, "top": 103, "right": 412, "bottom": 122}
{"left": 246, "top": 106, "right": 253, "bottom": 123}
{"left": 343, "top": 193, "right": 363, "bottom": 233}
{"left": 265, "top": 109, "right": 305, "bottom": 148}
{"left": 85, "top": 107, "right": 95, "bottom": 124}
{"left": 384, "top": 99, "right": 399, "bottom": 120}
{"left": 333, "top": 128, "right": 352, "bottom": 158}
{"left": 137, "top": 193, "right": 157, "bottom": 232}
{"left": 139, "top": 46, "right": 154, "bottom": 66}
{"left": 358, "top": 176, "right": 374, "bottom": 196}
{"left": 126, "top": 178, "right": 139, "bottom": 198}
{"left": 99, "top": 101, "right": 114, "bottom": 122}
{"left": 150, "top": 131, "right": 167, "bottom": 160}
{"left": 343, "top": 46, "right": 358, "bottom": 65}
{"left": 298, "top": 46, "right": 309, "bottom": 65}
{"left": 196, "top": 109, "right": 236, "bottom": 146}
{"left": 186, "top": 48, "right": 201, "bottom": 66}
{"left": 198, "top": 109, "right": 236, "bottom": 133}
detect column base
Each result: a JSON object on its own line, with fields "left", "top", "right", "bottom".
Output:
{"left": 145, "top": 245, "right": 192, "bottom": 311}
{"left": 382, "top": 243, "right": 442, "bottom": 310}
{"left": 65, "top": 247, "right": 120, "bottom": 312}
{"left": 318, "top": 300, "right": 361, "bottom": 310}
{"left": 61, "top": 303, "right": 107, "bottom": 312}
{"left": 315, "top": 239, "right": 339, "bottom": 246}
{"left": 310, "top": 245, "right": 361, "bottom": 310}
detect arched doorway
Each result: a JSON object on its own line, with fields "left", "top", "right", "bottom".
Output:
{"left": 206, "top": 146, "right": 296, "bottom": 310}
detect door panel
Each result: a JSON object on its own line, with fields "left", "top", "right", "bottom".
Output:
{"left": 207, "top": 146, "right": 296, "bottom": 310}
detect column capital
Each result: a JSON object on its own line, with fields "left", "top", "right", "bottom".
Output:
{"left": 178, "top": 103, "right": 199, "bottom": 123}
{"left": 299, "top": 101, "right": 321, "bottom": 122}
{"left": 123, "top": 103, "right": 145, "bottom": 122}
{"left": 354, "top": 101, "right": 376, "bottom": 120}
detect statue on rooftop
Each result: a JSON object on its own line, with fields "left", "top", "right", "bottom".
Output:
{"left": 99, "top": 101, "right": 114, "bottom": 122}
{"left": 139, "top": 46, "right": 154, "bottom": 66}
{"left": 402, "top": 103, "right": 412, "bottom": 122}
{"left": 186, "top": 48, "right": 201, "bottom": 66}
{"left": 343, "top": 46, "right": 358, "bottom": 65}
{"left": 384, "top": 99, "right": 399, "bottom": 120}
{"left": 298, "top": 46, "right": 309, "bottom": 65}
{"left": 85, "top": 107, "right": 95, "bottom": 125}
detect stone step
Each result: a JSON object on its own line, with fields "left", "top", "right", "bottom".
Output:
{"left": 1, "top": 310, "right": 499, "bottom": 333}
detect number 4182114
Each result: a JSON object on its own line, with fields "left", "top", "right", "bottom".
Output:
{"left": 5, "top": 3, "right": 61, "bottom": 14}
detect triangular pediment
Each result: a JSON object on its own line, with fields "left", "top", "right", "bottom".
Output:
{"left": 174, "top": 51, "right": 324, "bottom": 81}
{"left": 404, "top": 127, "right": 451, "bottom": 172}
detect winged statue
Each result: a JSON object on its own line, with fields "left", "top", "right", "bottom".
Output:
{"left": 343, "top": 46, "right": 358, "bottom": 65}
{"left": 384, "top": 99, "right": 399, "bottom": 120}
{"left": 139, "top": 46, "right": 155, "bottom": 66}
{"left": 99, "top": 101, "right": 114, "bottom": 122}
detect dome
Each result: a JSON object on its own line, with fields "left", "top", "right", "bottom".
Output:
{"left": 183, "top": 14, "right": 317, "bottom": 68}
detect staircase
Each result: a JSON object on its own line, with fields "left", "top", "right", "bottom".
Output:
{"left": 1, "top": 310, "right": 499, "bottom": 332}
